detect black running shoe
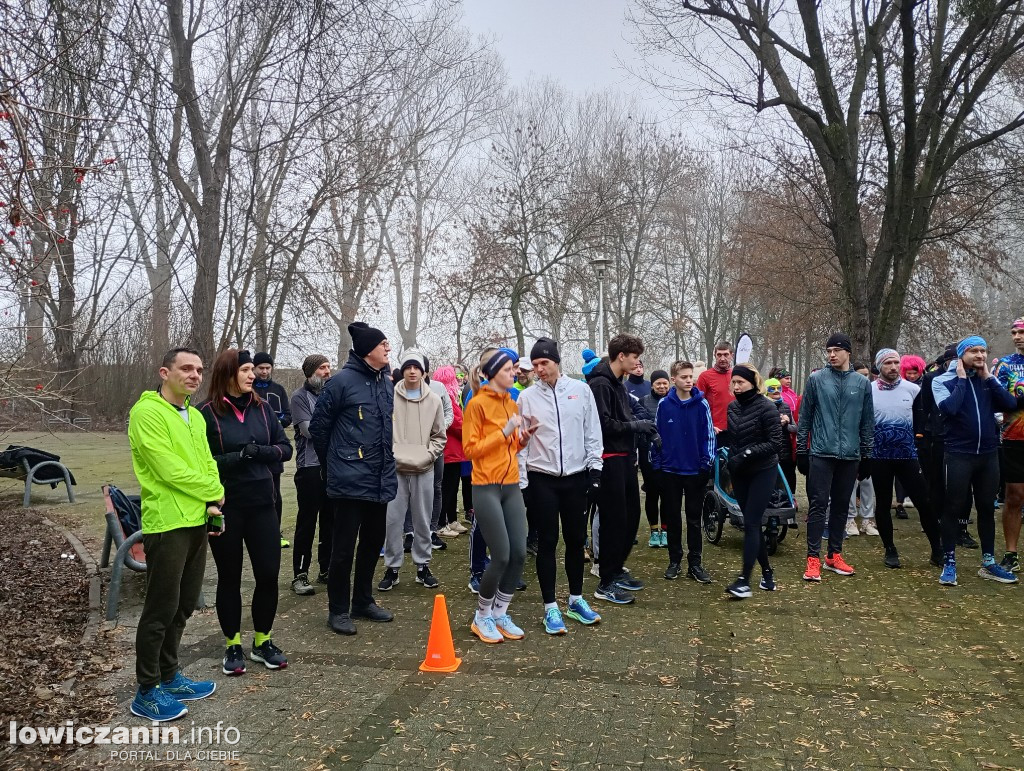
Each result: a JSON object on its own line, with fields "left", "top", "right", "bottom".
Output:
{"left": 687, "top": 564, "right": 713, "bottom": 584}
{"left": 378, "top": 568, "right": 399, "bottom": 592}
{"left": 430, "top": 533, "right": 447, "bottom": 551}
{"left": 251, "top": 639, "right": 287, "bottom": 670}
{"left": 883, "top": 547, "right": 901, "bottom": 569}
{"left": 895, "top": 504, "right": 908, "bottom": 520}
{"left": 664, "top": 562, "right": 681, "bottom": 580}
{"left": 416, "top": 565, "right": 439, "bottom": 588}
{"left": 222, "top": 644, "right": 246, "bottom": 676}
{"left": 957, "top": 530, "right": 979, "bottom": 549}
{"left": 726, "top": 577, "right": 752, "bottom": 599}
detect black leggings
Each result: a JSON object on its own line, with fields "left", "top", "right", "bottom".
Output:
{"left": 209, "top": 501, "right": 281, "bottom": 638}
{"left": 659, "top": 470, "right": 708, "bottom": 566}
{"left": 870, "top": 458, "right": 940, "bottom": 554}
{"left": 441, "top": 462, "right": 462, "bottom": 526}
{"left": 733, "top": 465, "right": 775, "bottom": 580}
{"left": 529, "top": 471, "right": 588, "bottom": 603}
{"left": 942, "top": 451, "right": 999, "bottom": 555}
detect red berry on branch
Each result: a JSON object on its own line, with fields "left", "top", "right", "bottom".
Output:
{"left": 30, "top": 280, "right": 38, "bottom": 286}
{"left": 57, "top": 238, "right": 65, "bottom": 244}
{"left": 35, "top": 384, "right": 43, "bottom": 390}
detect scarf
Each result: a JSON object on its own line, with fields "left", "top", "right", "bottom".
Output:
{"left": 877, "top": 377, "right": 901, "bottom": 392}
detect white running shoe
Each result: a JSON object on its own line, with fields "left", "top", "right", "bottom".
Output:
{"left": 844, "top": 520, "right": 860, "bottom": 537}
{"left": 861, "top": 520, "right": 880, "bottom": 536}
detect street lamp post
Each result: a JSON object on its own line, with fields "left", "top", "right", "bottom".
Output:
{"left": 590, "top": 255, "right": 613, "bottom": 355}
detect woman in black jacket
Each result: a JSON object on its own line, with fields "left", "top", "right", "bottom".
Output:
{"left": 199, "top": 349, "right": 293, "bottom": 675}
{"left": 725, "top": 365, "right": 785, "bottom": 599}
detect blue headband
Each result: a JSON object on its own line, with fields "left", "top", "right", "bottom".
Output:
{"left": 957, "top": 336, "right": 987, "bottom": 358}
{"left": 498, "top": 347, "right": 520, "bottom": 363}
{"left": 483, "top": 351, "right": 514, "bottom": 379}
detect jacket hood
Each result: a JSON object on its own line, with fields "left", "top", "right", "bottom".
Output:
{"left": 395, "top": 380, "right": 430, "bottom": 402}
{"left": 589, "top": 360, "right": 622, "bottom": 387}
{"left": 664, "top": 386, "right": 706, "bottom": 407}
{"left": 627, "top": 373, "right": 645, "bottom": 384}
{"left": 344, "top": 349, "right": 387, "bottom": 377}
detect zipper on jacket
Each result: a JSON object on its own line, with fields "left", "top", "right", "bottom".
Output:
{"left": 970, "top": 378, "right": 981, "bottom": 454}
{"left": 553, "top": 382, "right": 564, "bottom": 476}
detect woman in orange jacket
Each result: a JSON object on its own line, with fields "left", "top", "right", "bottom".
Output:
{"left": 463, "top": 347, "right": 537, "bottom": 643}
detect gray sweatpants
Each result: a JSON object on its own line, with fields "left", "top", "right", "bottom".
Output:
{"left": 385, "top": 470, "right": 433, "bottom": 569}
{"left": 473, "top": 483, "right": 527, "bottom": 598}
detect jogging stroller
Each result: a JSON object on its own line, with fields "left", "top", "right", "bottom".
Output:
{"left": 702, "top": 447, "right": 797, "bottom": 555}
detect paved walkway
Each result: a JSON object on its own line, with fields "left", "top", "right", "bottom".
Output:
{"left": 87, "top": 510, "right": 1024, "bottom": 770}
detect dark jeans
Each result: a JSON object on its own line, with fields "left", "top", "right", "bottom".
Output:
{"left": 870, "top": 458, "right": 940, "bottom": 554}
{"left": 805, "top": 456, "right": 859, "bottom": 558}
{"left": 327, "top": 498, "right": 387, "bottom": 615}
{"left": 942, "top": 451, "right": 999, "bottom": 556}
{"left": 733, "top": 464, "right": 775, "bottom": 579}
{"left": 208, "top": 501, "right": 281, "bottom": 637}
{"left": 639, "top": 456, "right": 661, "bottom": 528}
{"left": 528, "top": 470, "right": 588, "bottom": 603}
{"left": 597, "top": 453, "right": 641, "bottom": 584}
{"left": 659, "top": 470, "right": 708, "bottom": 566}
{"left": 441, "top": 462, "right": 462, "bottom": 526}
{"left": 293, "top": 466, "right": 333, "bottom": 577}
{"left": 429, "top": 455, "right": 445, "bottom": 531}
{"left": 136, "top": 524, "right": 207, "bottom": 688}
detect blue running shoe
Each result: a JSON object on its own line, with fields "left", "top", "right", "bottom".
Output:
{"left": 494, "top": 614, "right": 524, "bottom": 640}
{"left": 467, "top": 573, "right": 481, "bottom": 594}
{"left": 161, "top": 672, "right": 216, "bottom": 701}
{"left": 978, "top": 563, "right": 1018, "bottom": 584}
{"left": 566, "top": 597, "right": 601, "bottom": 625}
{"left": 130, "top": 685, "right": 188, "bottom": 722}
{"left": 939, "top": 564, "right": 957, "bottom": 586}
{"left": 543, "top": 607, "right": 567, "bottom": 635}
{"left": 758, "top": 572, "right": 777, "bottom": 592}
{"left": 648, "top": 532, "right": 660, "bottom": 548}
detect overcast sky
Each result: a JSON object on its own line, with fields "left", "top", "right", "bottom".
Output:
{"left": 461, "top": 0, "right": 647, "bottom": 94}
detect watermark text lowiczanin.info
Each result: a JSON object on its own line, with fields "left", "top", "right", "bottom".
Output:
{"left": 9, "top": 720, "right": 242, "bottom": 761}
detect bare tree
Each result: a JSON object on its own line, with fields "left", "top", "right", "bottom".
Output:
{"left": 633, "top": 0, "right": 1024, "bottom": 357}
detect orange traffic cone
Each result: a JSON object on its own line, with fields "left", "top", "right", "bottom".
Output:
{"left": 419, "top": 594, "right": 462, "bottom": 673}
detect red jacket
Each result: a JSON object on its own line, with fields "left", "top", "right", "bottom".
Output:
{"left": 696, "top": 367, "right": 735, "bottom": 432}
{"left": 443, "top": 399, "right": 466, "bottom": 464}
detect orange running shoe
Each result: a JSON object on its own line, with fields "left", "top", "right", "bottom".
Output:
{"left": 803, "top": 556, "right": 821, "bottom": 582}
{"left": 825, "top": 553, "right": 856, "bottom": 575}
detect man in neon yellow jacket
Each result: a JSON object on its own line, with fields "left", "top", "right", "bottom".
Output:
{"left": 127, "top": 347, "right": 225, "bottom": 722}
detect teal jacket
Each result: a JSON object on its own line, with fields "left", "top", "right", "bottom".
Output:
{"left": 796, "top": 366, "right": 874, "bottom": 460}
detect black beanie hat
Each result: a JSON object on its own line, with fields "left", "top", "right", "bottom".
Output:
{"left": 237, "top": 349, "right": 253, "bottom": 367}
{"left": 349, "top": 321, "right": 387, "bottom": 358}
{"left": 302, "top": 354, "right": 329, "bottom": 379}
{"left": 650, "top": 369, "right": 670, "bottom": 385}
{"left": 253, "top": 351, "right": 273, "bottom": 367}
{"left": 732, "top": 364, "right": 758, "bottom": 390}
{"left": 530, "top": 337, "right": 561, "bottom": 364}
{"left": 825, "top": 332, "right": 853, "bottom": 353}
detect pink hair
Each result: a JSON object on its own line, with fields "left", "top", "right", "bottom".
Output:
{"left": 432, "top": 365, "right": 461, "bottom": 407}
{"left": 900, "top": 355, "right": 926, "bottom": 379}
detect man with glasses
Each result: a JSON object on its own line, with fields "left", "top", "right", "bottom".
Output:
{"left": 796, "top": 333, "right": 874, "bottom": 582}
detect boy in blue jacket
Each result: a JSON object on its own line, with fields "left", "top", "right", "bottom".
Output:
{"left": 652, "top": 361, "right": 715, "bottom": 582}
{"left": 932, "top": 335, "right": 1019, "bottom": 586}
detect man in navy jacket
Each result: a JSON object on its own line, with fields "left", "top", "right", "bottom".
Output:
{"left": 932, "top": 335, "right": 1018, "bottom": 586}
{"left": 651, "top": 361, "right": 715, "bottom": 583}
{"left": 310, "top": 322, "right": 398, "bottom": 634}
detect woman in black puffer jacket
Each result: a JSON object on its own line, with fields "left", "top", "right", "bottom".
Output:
{"left": 725, "top": 364, "right": 785, "bottom": 599}
{"left": 199, "top": 349, "right": 293, "bottom": 676}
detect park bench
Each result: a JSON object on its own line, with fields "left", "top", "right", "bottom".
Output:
{"left": 44, "top": 409, "right": 92, "bottom": 431}
{"left": 0, "top": 445, "right": 77, "bottom": 507}
{"left": 100, "top": 484, "right": 205, "bottom": 621}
